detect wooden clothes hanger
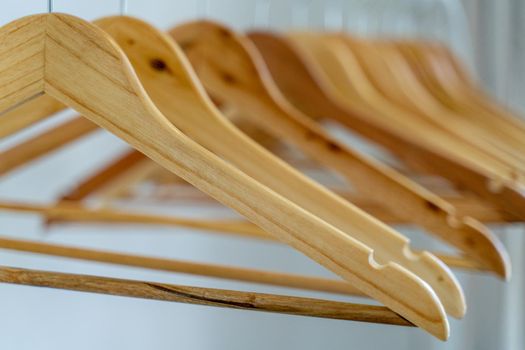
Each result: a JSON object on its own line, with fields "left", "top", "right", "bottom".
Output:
{"left": 280, "top": 32, "right": 525, "bottom": 221}
{"left": 339, "top": 37, "right": 525, "bottom": 171}
{"left": 0, "top": 13, "right": 449, "bottom": 338}
{"left": 165, "top": 20, "right": 508, "bottom": 284}
{"left": 393, "top": 40, "right": 525, "bottom": 159}
{"left": 0, "top": 14, "right": 466, "bottom": 321}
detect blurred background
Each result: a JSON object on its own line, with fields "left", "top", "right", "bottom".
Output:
{"left": 0, "top": 1, "right": 523, "bottom": 349}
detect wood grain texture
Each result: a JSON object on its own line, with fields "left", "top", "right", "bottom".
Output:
{"left": 0, "top": 14, "right": 448, "bottom": 339}
{"left": 0, "top": 266, "right": 414, "bottom": 326}
{"left": 246, "top": 32, "right": 510, "bottom": 281}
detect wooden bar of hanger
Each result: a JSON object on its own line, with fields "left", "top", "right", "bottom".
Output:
{"left": 0, "top": 91, "right": 63, "bottom": 138}
{"left": 0, "top": 14, "right": 448, "bottom": 338}
{"left": 167, "top": 21, "right": 508, "bottom": 283}
{"left": 0, "top": 200, "right": 486, "bottom": 272}
{"left": 57, "top": 149, "right": 146, "bottom": 202}
{"left": 0, "top": 266, "right": 413, "bottom": 326}
{"left": 1, "top": 201, "right": 271, "bottom": 241}
{"left": 43, "top": 146, "right": 514, "bottom": 224}
{"left": 394, "top": 41, "right": 525, "bottom": 159}
{"left": 0, "top": 14, "right": 465, "bottom": 323}
{"left": 0, "top": 116, "right": 97, "bottom": 176}
{"left": 251, "top": 32, "right": 524, "bottom": 221}
{"left": 0, "top": 236, "right": 366, "bottom": 297}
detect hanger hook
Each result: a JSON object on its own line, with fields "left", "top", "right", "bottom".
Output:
{"left": 291, "top": 0, "right": 311, "bottom": 29}
{"left": 197, "top": 0, "right": 210, "bottom": 18}
{"left": 323, "top": 0, "right": 344, "bottom": 32}
{"left": 119, "top": 0, "right": 128, "bottom": 16}
{"left": 48, "top": 0, "right": 53, "bottom": 13}
{"left": 254, "top": 0, "right": 271, "bottom": 28}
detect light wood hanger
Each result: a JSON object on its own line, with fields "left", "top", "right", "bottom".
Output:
{"left": 166, "top": 21, "right": 507, "bottom": 286}
{"left": 340, "top": 37, "right": 525, "bottom": 171}
{"left": 0, "top": 13, "right": 448, "bottom": 338}
{"left": 0, "top": 14, "right": 465, "bottom": 320}
{"left": 282, "top": 32, "right": 525, "bottom": 221}
{"left": 394, "top": 41, "right": 525, "bottom": 159}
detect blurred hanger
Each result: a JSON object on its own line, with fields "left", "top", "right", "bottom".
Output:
{"left": 284, "top": 32, "right": 525, "bottom": 221}
{"left": 394, "top": 41, "right": 525, "bottom": 160}
{"left": 246, "top": 30, "right": 512, "bottom": 280}
{"left": 340, "top": 37, "right": 525, "bottom": 171}
{"left": 0, "top": 13, "right": 464, "bottom": 322}
{"left": 166, "top": 20, "right": 507, "bottom": 288}
{"left": 0, "top": 13, "right": 449, "bottom": 338}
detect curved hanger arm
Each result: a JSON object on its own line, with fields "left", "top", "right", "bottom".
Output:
{"left": 0, "top": 14, "right": 447, "bottom": 339}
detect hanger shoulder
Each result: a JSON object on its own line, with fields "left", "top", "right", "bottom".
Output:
{"left": 0, "top": 15, "right": 46, "bottom": 113}
{"left": 0, "top": 14, "right": 448, "bottom": 338}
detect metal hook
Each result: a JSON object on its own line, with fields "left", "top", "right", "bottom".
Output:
{"left": 254, "top": 0, "right": 271, "bottom": 28}
{"left": 196, "top": 0, "right": 210, "bottom": 18}
{"left": 323, "top": 0, "right": 344, "bottom": 31}
{"left": 292, "top": 0, "right": 311, "bottom": 29}
{"left": 120, "top": 0, "right": 128, "bottom": 16}
{"left": 48, "top": 0, "right": 53, "bottom": 13}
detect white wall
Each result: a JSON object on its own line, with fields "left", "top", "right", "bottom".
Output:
{"left": 0, "top": 1, "right": 523, "bottom": 350}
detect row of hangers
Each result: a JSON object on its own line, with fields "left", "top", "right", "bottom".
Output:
{"left": 0, "top": 0, "right": 524, "bottom": 341}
